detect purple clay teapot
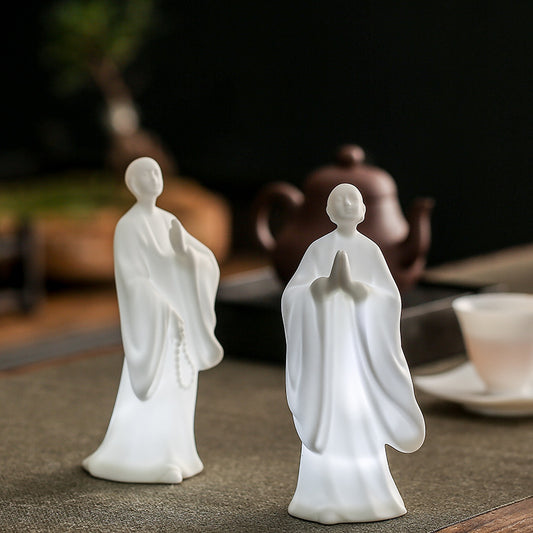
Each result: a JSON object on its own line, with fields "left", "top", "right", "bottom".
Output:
{"left": 254, "top": 145, "right": 434, "bottom": 293}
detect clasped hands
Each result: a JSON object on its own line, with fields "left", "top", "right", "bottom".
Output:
{"left": 311, "top": 250, "right": 369, "bottom": 303}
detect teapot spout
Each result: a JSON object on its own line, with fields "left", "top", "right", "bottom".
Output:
{"left": 401, "top": 197, "right": 435, "bottom": 268}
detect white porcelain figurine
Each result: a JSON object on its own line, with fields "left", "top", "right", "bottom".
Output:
{"left": 83, "top": 157, "right": 223, "bottom": 483}
{"left": 282, "top": 183, "right": 425, "bottom": 524}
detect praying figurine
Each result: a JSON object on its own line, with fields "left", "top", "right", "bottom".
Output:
{"left": 282, "top": 183, "right": 425, "bottom": 524}
{"left": 83, "top": 157, "right": 223, "bottom": 483}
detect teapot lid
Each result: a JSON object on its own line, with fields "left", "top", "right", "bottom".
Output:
{"left": 305, "top": 145, "right": 397, "bottom": 198}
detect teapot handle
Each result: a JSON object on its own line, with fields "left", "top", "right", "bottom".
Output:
{"left": 254, "top": 182, "right": 304, "bottom": 252}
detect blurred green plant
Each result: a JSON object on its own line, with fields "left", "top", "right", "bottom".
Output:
{"left": 43, "top": 0, "right": 154, "bottom": 95}
{"left": 0, "top": 173, "right": 130, "bottom": 218}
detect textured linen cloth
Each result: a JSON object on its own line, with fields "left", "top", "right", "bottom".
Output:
{"left": 0, "top": 353, "right": 531, "bottom": 532}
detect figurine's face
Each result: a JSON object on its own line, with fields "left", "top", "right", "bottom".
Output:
{"left": 134, "top": 162, "right": 163, "bottom": 198}
{"left": 327, "top": 184, "right": 365, "bottom": 225}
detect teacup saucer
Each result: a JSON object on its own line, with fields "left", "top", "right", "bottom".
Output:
{"left": 413, "top": 362, "right": 533, "bottom": 417}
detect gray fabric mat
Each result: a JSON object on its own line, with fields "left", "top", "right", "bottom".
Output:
{"left": 0, "top": 353, "right": 531, "bottom": 532}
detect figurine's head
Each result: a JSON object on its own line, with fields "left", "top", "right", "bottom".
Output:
{"left": 125, "top": 157, "right": 164, "bottom": 201}
{"left": 326, "top": 183, "right": 366, "bottom": 227}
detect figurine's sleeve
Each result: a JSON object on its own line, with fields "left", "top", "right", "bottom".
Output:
{"left": 180, "top": 228, "right": 223, "bottom": 371}
{"left": 113, "top": 219, "right": 170, "bottom": 401}
{"left": 283, "top": 243, "right": 331, "bottom": 453}
{"left": 357, "top": 241, "right": 425, "bottom": 453}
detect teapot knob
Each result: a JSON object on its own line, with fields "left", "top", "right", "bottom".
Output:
{"left": 336, "top": 145, "right": 365, "bottom": 167}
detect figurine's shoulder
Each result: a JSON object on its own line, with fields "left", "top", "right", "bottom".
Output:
{"left": 114, "top": 211, "right": 142, "bottom": 250}
{"left": 115, "top": 208, "right": 137, "bottom": 232}
{"left": 116, "top": 206, "right": 174, "bottom": 228}
{"left": 358, "top": 232, "right": 386, "bottom": 259}
{"left": 297, "top": 237, "right": 326, "bottom": 267}
{"left": 308, "top": 230, "right": 336, "bottom": 253}
{"left": 309, "top": 229, "right": 374, "bottom": 255}
{"left": 154, "top": 206, "right": 175, "bottom": 223}
{"left": 355, "top": 231, "right": 381, "bottom": 250}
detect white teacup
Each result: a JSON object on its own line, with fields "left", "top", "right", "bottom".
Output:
{"left": 452, "top": 293, "right": 533, "bottom": 394}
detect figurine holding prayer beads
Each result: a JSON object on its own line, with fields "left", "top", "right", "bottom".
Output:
{"left": 83, "top": 157, "right": 223, "bottom": 484}
{"left": 282, "top": 183, "right": 425, "bottom": 524}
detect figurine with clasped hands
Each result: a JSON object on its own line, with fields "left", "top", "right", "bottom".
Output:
{"left": 310, "top": 249, "right": 370, "bottom": 303}
{"left": 282, "top": 183, "right": 425, "bottom": 524}
{"left": 83, "top": 157, "right": 223, "bottom": 484}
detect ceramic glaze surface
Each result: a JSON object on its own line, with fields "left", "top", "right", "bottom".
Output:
{"left": 452, "top": 293, "right": 533, "bottom": 394}
{"left": 282, "top": 184, "right": 425, "bottom": 524}
{"left": 414, "top": 362, "right": 533, "bottom": 417}
{"left": 82, "top": 157, "right": 223, "bottom": 483}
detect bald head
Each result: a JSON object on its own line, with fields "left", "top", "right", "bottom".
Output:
{"left": 125, "top": 157, "right": 163, "bottom": 200}
{"left": 326, "top": 183, "right": 366, "bottom": 227}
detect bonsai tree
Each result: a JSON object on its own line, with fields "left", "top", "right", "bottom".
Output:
{"left": 43, "top": 0, "right": 177, "bottom": 176}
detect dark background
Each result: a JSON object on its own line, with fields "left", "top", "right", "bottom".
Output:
{"left": 3, "top": 1, "right": 532, "bottom": 265}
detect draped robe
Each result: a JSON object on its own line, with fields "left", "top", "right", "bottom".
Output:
{"left": 282, "top": 229, "right": 425, "bottom": 523}
{"left": 83, "top": 204, "right": 223, "bottom": 483}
